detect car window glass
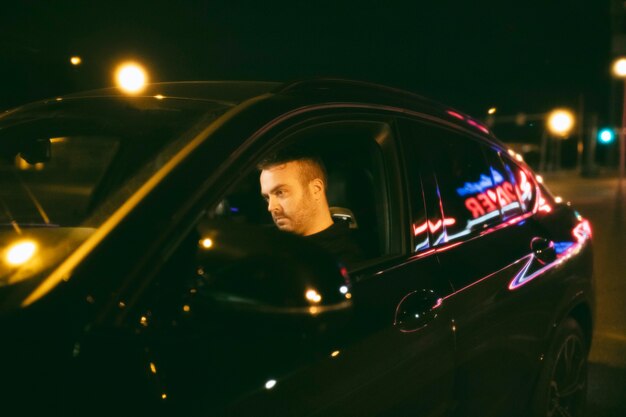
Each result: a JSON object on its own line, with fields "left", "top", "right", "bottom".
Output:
{"left": 397, "top": 129, "right": 430, "bottom": 253}
{"left": 0, "top": 136, "right": 119, "bottom": 226}
{"left": 482, "top": 148, "right": 525, "bottom": 220}
{"left": 210, "top": 120, "right": 399, "bottom": 267}
{"left": 429, "top": 130, "right": 502, "bottom": 244}
{"left": 499, "top": 155, "right": 538, "bottom": 213}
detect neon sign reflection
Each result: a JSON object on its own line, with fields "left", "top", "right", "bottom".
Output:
{"left": 508, "top": 220, "right": 591, "bottom": 290}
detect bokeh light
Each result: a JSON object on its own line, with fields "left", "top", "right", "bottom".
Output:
{"left": 115, "top": 62, "right": 148, "bottom": 94}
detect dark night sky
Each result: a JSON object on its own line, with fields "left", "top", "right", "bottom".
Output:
{"left": 0, "top": 0, "right": 612, "bottom": 119}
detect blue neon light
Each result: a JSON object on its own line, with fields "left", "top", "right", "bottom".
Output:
{"left": 456, "top": 168, "right": 505, "bottom": 196}
{"left": 553, "top": 241, "right": 575, "bottom": 255}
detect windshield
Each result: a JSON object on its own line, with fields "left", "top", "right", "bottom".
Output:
{"left": 0, "top": 96, "right": 228, "bottom": 297}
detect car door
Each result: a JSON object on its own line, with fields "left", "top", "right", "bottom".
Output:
{"left": 115, "top": 111, "right": 457, "bottom": 416}
{"left": 397, "top": 117, "right": 573, "bottom": 417}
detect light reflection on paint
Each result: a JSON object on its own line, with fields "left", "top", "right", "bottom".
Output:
{"left": 466, "top": 118, "right": 490, "bottom": 134}
{"left": 445, "top": 110, "right": 489, "bottom": 133}
{"left": 5, "top": 240, "right": 38, "bottom": 266}
{"left": 447, "top": 110, "right": 464, "bottom": 120}
{"left": 509, "top": 219, "right": 591, "bottom": 290}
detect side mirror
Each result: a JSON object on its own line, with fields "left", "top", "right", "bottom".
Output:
{"left": 194, "top": 220, "right": 353, "bottom": 321}
{"left": 530, "top": 237, "right": 556, "bottom": 265}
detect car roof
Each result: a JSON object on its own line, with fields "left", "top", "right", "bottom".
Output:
{"left": 30, "top": 78, "right": 495, "bottom": 141}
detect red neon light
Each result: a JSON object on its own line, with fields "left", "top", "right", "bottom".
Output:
{"left": 447, "top": 110, "right": 464, "bottom": 120}
{"left": 466, "top": 119, "right": 490, "bottom": 134}
{"left": 464, "top": 180, "right": 517, "bottom": 219}
{"left": 412, "top": 217, "right": 457, "bottom": 236}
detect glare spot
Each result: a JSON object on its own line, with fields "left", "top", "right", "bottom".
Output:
{"left": 55, "top": 97, "right": 63, "bottom": 101}
{"left": 183, "top": 305, "right": 191, "bottom": 312}
{"left": 154, "top": 94, "right": 164, "bottom": 100}
{"left": 200, "top": 238, "right": 213, "bottom": 249}
{"left": 118, "top": 301, "right": 126, "bottom": 308}
{"left": 507, "top": 149, "right": 515, "bottom": 156}
{"left": 5, "top": 240, "right": 37, "bottom": 266}
{"left": 613, "top": 58, "right": 626, "bottom": 77}
{"left": 515, "top": 153, "right": 524, "bottom": 162}
{"left": 309, "top": 306, "right": 319, "bottom": 315}
{"left": 305, "top": 289, "right": 322, "bottom": 303}
{"left": 265, "top": 379, "right": 277, "bottom": 390}
{"left": 339, "top": 285, "right": 349, "bottom": 294}
{"left": 140, "top": 316, "right": 148, "bottom": 326}
{"left": 487, "top": 107, "right": 497, "bottom": 115}
{"left": 535, "top": 175, "right": 544, "bottom": 184}
{"left": 70, "top": 56, "right": 82, "bottom": 66}
{"left": 555, "top": 196, "right": 563, "bottom": 204}
{"left": 115, "top": 62, "right": 148, "bottom": 94}
{"left": 161, "top": 393, "right": 167, "bottom": 400}
{"left": 547, "top": 109, "right": 575, "bottom": 136}
{"left": 345, "top": 293, "right": 352, "bottom": 299}
{"left": 150, "top": 363, "right": 157, "bottom": 374}
{"left": 331, "top": 350, "right": 340, "bottom": 358}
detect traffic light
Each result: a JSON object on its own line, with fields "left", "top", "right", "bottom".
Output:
{"left": 598, "top": 128, "right": 615, "bottom": 144}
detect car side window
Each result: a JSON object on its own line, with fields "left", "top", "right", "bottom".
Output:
{"left": 424, "top": 128, "right": 502, "bottom": 244}
{"left": 481, "top": 148, "right": 525, "bottom": 220}
{"left": 499, "top": 154, "right": 538, "bottom": 213}
{"left": 211, "top": 119, "right": 401, "bottom": 265}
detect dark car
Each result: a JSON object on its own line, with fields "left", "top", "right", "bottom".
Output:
{"left": 0, "top": 79, "right": 593, "bottom": 417}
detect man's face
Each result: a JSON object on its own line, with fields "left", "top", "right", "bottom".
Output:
{"left": 260, "top": 161, "right": 318, "bottom": 236}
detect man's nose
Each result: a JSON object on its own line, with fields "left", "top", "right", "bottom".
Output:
{"left": 267, "top": 196, "right": 279, "bottom": 212}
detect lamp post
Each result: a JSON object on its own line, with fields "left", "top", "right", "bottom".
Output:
{"left": 612, "top": 58, "right": 626, "bottom": 198}
{"left": 546, "top": 109, "right": 575, "bottom": 171}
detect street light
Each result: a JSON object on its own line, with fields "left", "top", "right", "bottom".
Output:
{"left": 114, "top": 62, "right": 148, "bottom": 94}
{"left": 547, "top": 109, "right": 575, "bottom": 137}
{"left": 540, "top": 109, "right": 575, "bottom": 172}
{"left": 612, "top": 57, "right": 626, "bottom": 197}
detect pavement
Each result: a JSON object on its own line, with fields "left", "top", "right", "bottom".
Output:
{"left": 542, "top": 169, "right": 626, "bottom": 416}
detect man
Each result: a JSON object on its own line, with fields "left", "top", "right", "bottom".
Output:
{"left": 259, "top": 154, "right": 364, "bottom": 268}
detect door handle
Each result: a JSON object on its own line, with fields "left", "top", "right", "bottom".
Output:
{"left": 394, "top": 289, "right": 443, "bottom": 333}
{"left": 531, "top": 237, "right": 556, "bottom": 265}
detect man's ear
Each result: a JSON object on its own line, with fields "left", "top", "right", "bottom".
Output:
{"left": 309, "top": 178, "right": 325, "bottom": 198}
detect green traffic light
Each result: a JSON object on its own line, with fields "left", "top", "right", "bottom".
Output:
{"left": 598, "top": 128, "right": 615, "bottom": 144}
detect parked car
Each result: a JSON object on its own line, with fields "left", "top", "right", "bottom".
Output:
{"left": 0, "top": 79, "right": 593, "bottom": 417}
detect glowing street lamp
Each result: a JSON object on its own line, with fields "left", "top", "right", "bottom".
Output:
{"left": 487, "top": 107, "right": 497, "bottom": 115}
{"left": 114, "top": 62, "right": 148, "bottom": 94}
{"left": 612, "top": 57, "right": 626, "bottom": 195}
{"left": 70, "top": 56, "right": 82, "bottom": 66}
{"left": 547, "top": 109, "right": 575, "bottom": 137}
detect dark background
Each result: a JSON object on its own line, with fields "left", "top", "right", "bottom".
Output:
{"left": 2, "top": 3, "right": 626, "bottom": 415}
{"left": 0, "top": 0, "right": 612, "bottom": 119}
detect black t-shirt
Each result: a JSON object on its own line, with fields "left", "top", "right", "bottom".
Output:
{"left": 304, "top": 221, "right": 365, "bottom": 269}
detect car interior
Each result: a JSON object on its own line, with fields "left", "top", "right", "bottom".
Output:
{"left": 211, "top": 120, "right": 392, "bottom": 263}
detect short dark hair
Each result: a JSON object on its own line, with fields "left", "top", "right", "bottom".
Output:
{"left": 257, "top": 149, "right": 328, "bottom": 188}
